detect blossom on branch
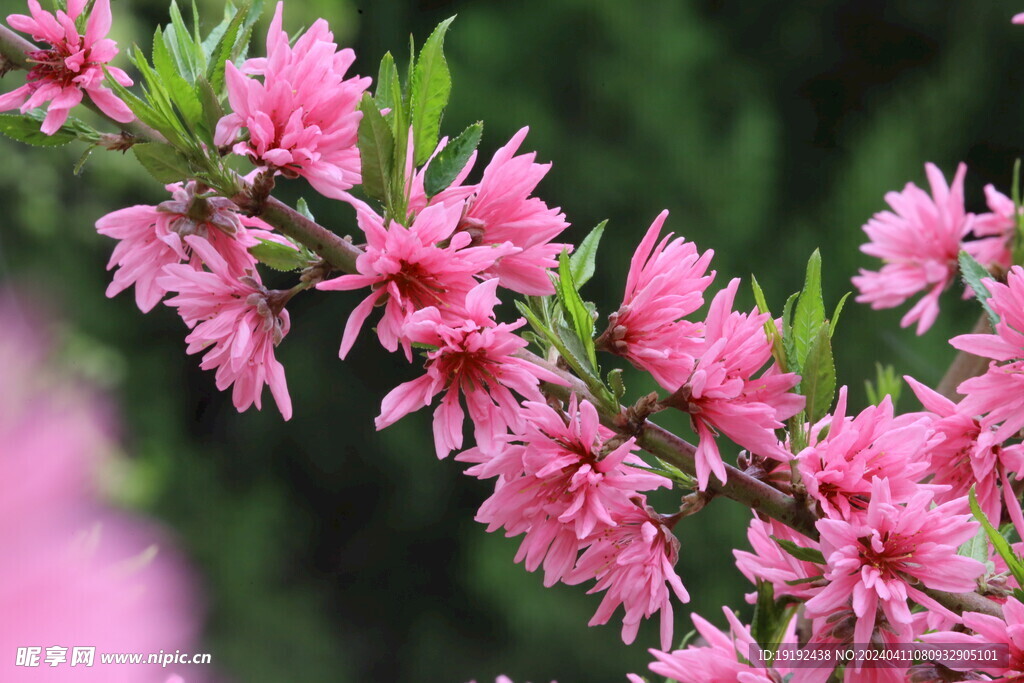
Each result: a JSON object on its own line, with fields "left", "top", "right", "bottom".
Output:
{"left": 375, "top": 279, "right": 565, "bottom": 458}
{"left": 96, "top": 181, "right": 262, "bottom": 313}
{"left": 458, "top": 396, "right": 669, "bottom": 586}
{"left": 852, "top": 163, "right": 973, "bottom": 334}
{"left": 804, "top": 477, "right": 984, "bottom": 645}
{"left": 318, "top": 201, "right": 517, "bottom": 359}
{"left": 159, "top": 235, "right": 292, "bottom": 420}
{"left": 665, "top": 278, "right": 803, "bottom": 490}
{"left": 601, "top": 210, "right": 715, "bottom": 390}
{"left": 952, "top": 265, "right": 1024, "bottom": 443}
{"left": 0, "top": 0, "right": 133, "bottom": 134}
{"left": 215, "top": 2, "right": 371, "bottom": 200}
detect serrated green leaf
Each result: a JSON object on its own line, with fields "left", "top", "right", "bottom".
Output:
{"left": 375, "top": 51, "right": 400, "bottom": 115}
{"left": 752, "top": 275, "right": 787, "bottom": 371}
{"left": 0, "top": 113, "right": 79, "bottom": 147}
{"left": 249, "top": 238, "right": 307, "bottom": 271}
{"left": 73, "top": 145, "right": 95, "bottom": 175}
{"left": 410, "top": 16, "right": 455, "bottom": 166}
{"left": 424, "top": 121, "right": 481, "bottom": 198}
{"left": 167, "top": 1, "right": 202, "bottom": 84}
{"left": 357, "top": 94, "right": 395, "bottom": 204}
{"left": 864, "top": 363, "right": 901, "bottom": 407}
{"left": 792, "top": 250, "right": 825, "bottom": 367}
{"left": 153, "top": 26, "right": 205, "bottom": 135}
{"left": 556, "top": 250, "right": 597, "bottom": 371}
{"left": 132, "top": 143, "right": 192, "bottom": 183}
{"left": 205, "top": 1, "right": 249, "bottom": 95}
{"left": 829, "top": 292, "right": 851, "bottom": 337}
{"left": 196, "top": 75, "right": 225, "bottom": 141}
{"left": 104, "top": 66, "right": 174, "bottom": 139}
{"left": 570, "top": 220, "right": 607, "bottom": 288}
{"left": 959, "top": 251, "right": 1000, "bottom": 326}
{"left": 781, "top": 291, "right": 799, "bottom": 372}
{"left": 801, "top": 325, "right": 836, "bottom": 424}
{"left": 970, "top": 486, "right": 1024, "bottom": 587}
{"left": 771, "top": 536, "right": 826, "bottom": 564}
{"left": 607, "top": 367, "right": 625, "bottom": 403}
{"left": 751, "top": 581, "right": 797, "bottom": 655}
{"left": 784, "top": 575, "right": 824, "bottom": 586}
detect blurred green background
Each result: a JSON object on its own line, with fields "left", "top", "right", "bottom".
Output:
{"left": 2, "top": 0, "right": 1023, "bottom": 680}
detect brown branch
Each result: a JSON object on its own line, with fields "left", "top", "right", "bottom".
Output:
{"left": 936, "top": 313, "right": 993, "bottom": 401}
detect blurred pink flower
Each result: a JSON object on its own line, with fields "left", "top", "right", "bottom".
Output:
{"left": 670, "top": 279, "right": 803, "bottom": 490}
{"left": 603, "top": 210, "right": 715, "bottom": 390}
{"left": 805, "top": 478, "right": 984, "bottom": 644}
{"left": 852, "top": 163, "right": 972, "bottom": 334}
{"left": 952, "top": 265, "right": 1024, "bottom": 443}
{"left": 565, "top": 501, "right": 688, "bottom": 650}
{"left": 97, "top": 182, "right": 261, "bottom": 313}
{"left": 797, "top": 387, "right": 930, "bottom": 520}
{"left": 0, "top": 298, "right": 199, "bottom": 683}
{"left": 0, "top": 0, "right": 133, "bottom": 134}
{"left": 459, "top": 396, "right": 668, "bottom": 586}
{"left": 215, "top": 2, "right": 370, "bottom": 199}
{"left": 375, "top": 279, "right": 565, "bottom": 458}
{"left": 160, "top": 235, "right": 292, "bottom": 420}
{"left": 969, "top": 184, "right": 1017, "bottom": 271}
{"left": 318, "top": 201, "right": 517, "bottom": 359}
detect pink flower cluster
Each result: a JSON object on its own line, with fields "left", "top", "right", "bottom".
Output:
{"left": 96, "top": 181, "right": 294, "bottom": 419}
{"left": 0, "top": 0, "right": 133, "bottom": 134}
{"left": 852, "top": 163, "right": 1018, "bottom": 334}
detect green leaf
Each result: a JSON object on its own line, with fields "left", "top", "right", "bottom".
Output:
{"left": 424, "top": 121, "right": 482, "bottom": 198}
{"left": 771, "top": 536, "right": 826, "bottom": 564}
{"left": 196, "top": 75, "right": 225, "bottom": 140}
{"left": 166, "top": 0, "right": 203, "bottom": 84}
{"left": 132, "top": 143, "right": 193, "bottom": 183}
{"left": 959, "top": 251, "right": 1000, "bottom": 326}
{"left": 73, "top": 145, "right": 96, "bottom": 176}
{"left": 784, "top": 575, "right": 824, "bottom": 586}
{"left": 357, "top": 94, "right": 395, "bottom": 204}
{"left": 296, "top": 198, "right": 315, "bottom": 222}
{"left": 959, "top": 526, "right": 991, "bottom": 565}
{"left": 556, "top": 250, "right": 597, "bottom": 371}
{"left": 104, "top": 66, "right": 175, "bottom": 140}
{"left": 607, "top": 368, "right": 625, "bottom": 403}
{"left": 570, "top": 220, "right": 607, "bottom": 288}
{"left": 153, "top": 26, "right": 205, "bottom": 133}
{"left": 249, "top": 238, "right": 308, "bottom": 272}
{"left": 410, "top": 16, "right": 455, "bottom": 166}
{"left": 801, "top": 325, "right": 836, "bottom": 424}
{"left": 751, "top": 275, "right": 787, "bottom": 371}
{"left": 205, "top": 1, "right": 250, "bottom": 95}
{"left": 750, "top": 581, "right": 797, "bottom": 655}
{"left": 829, "top": 292, "right": 851, "bottom": 337}
{"left": 792, "top": 250, "right": 825, "bottom": 367}
{"left": 0, "top": 113, "right": 79, "bottom": 147}
{"left": 781, "top": 291, "right": 799, "bottom": 372}
{"left": 375, "top": 51, "right": 401, "bottom": 116}
{"left": 970, "top": 486, "right": 1024, "bottom": 587}
{"left": 864, "top": 363, "right": 901, "bottom": 407}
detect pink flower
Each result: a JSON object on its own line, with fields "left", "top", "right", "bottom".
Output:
{"left": 952, "top": 265, "right": 1024, "bottom": 443}
{"left": 797, "top": 387, "right": 931, "bottom": 520}
{"left": 317, "top": 201, "right": 517, "bottom": 359}
{"left": 565, "top": 501, "right": 689, "bottom": 650}
{"left": 97, "top": 182, "right": 261, "bottom": 312}
{"left": 215, "top": 2, "right": 371, "bottom": 200}
{"left": 805, "top": 478, "right": 984, "bottom": 645}
{"left": 733, "top": 517, "right": 824, "bottom": 602}
{"left": 668, "top": 279, "right": 803, "bottom": 490}
{"left": 923, "top": 596, "right": 1024, "bottom": 680}
{"left": 406, "top": 128, "right": 570, "bottom": 295}
{"left": 159, "top": 235, "right": 292, "bottom": 420}
{"left": 1, "top": 0, "right": 133, "bottom": 134}
{"left": 969, "top": 185, "right": 1017, "bottom": 271}
{"left": 905, "top": 375, "right": 1024, "bottom": 523}
{"left": 0, "top": 296, "right": 199, "bottom": 683}
{"left": 1014, "top": 12, "right": 1024, "bottom": 24}
{"left": 630, "top": 607, "right": 792, "bottom": 683}
{"left": 375, "top": 279, "right": 565, "bottom": 458}
{"left": 458, "top": 396, "right": 669, "bottom": 586}
{"left": 601, "top": 210, "right": 715, "bottom": 390}
{"left": 852, "top": 163, "right": 973, "bottom": 334}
